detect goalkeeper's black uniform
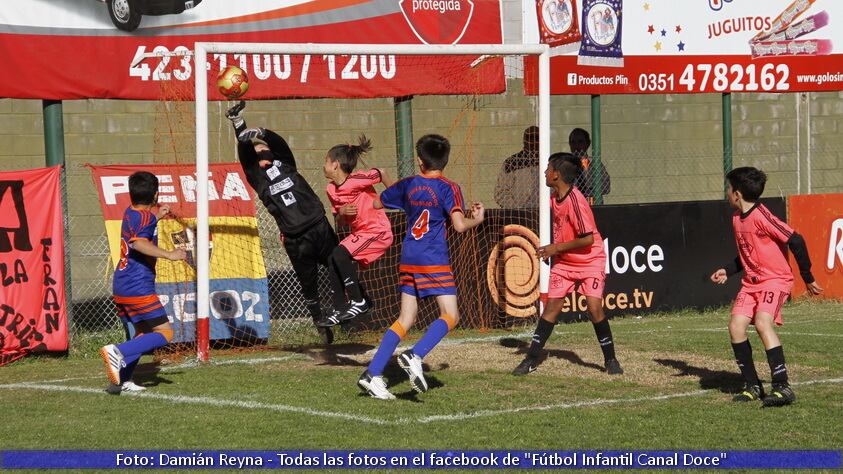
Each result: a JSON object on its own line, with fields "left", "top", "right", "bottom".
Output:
{"left": 233, "top": 120, "right": 341, "bottom": 341}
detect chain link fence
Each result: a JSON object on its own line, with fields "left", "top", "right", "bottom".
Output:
{"left": 4, "top": 89, "right": 837, "bottom": 356}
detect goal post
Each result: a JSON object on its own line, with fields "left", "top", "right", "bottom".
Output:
{"left": 192, "top": 42, "right": 551, "bottom": 361}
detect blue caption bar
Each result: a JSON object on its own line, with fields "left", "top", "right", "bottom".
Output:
{"left": 1, "top": 450, "right": 841, "bottom": 469}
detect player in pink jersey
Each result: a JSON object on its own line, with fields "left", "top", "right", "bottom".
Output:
{"left": 711, "top": 167, "right": 822, "bottom": 406}
{"left": 512, "top": 153, "right": 623, "bottom": 376}
{"left": 317, "top": 135, "right": 395, "bottom": 327}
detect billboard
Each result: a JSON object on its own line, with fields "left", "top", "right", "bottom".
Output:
{"left": 88, "top": 163, "right": 271, "bottom": 343}
{"left": 787, "top": 193, "right": 843, "bottom": 300}
{"left": 523, "top": 0, "right": 843, "bottom": 94}
{"left": 353, "top": 198, "right": 788, "bottom": 329}
{"left": 0, "top": 0, "right": 504, "bottom": 99}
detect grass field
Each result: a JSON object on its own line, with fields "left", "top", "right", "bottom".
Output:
{"left": 2, "top": 299, "right": 842, "bottom": 454}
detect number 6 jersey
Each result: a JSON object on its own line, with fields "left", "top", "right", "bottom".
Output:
{"left": 379, "top": 172, "right": 465, "bottom": 269}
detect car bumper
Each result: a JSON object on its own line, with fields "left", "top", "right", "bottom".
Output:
{"left": 139, "top": 0, "right": 202, "bottom": 16}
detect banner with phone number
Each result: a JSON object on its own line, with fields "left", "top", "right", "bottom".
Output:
{"left": 0, "top": 0, "right": 503, "bottom": 100}
{"left": 88, "top": 163, "right": 270, "bottom": 343}
{"left": 523, "top": 0, "right": 843, "bottom": 94}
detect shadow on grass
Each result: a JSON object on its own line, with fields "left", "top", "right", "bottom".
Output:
{"left": 654, "top": 358, "right": 745, "bottom": 393}
{"left": 132, "top": 362, "right": 174, "bottom": 388}
{"left": 499, "top": 337, "right": 606, "bottom": 372}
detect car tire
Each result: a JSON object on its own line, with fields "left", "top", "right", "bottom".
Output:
{"left": 107, "top": 0, "right": 142, "bottom": 32}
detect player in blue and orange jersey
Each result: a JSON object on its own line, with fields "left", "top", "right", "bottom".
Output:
{"left": 710, "top": 167, "right": 822, "bottom": 406}
{"left": 512, "top": 152, "right": 623, "bottom": 377}
{"left": 100, "top": 171, "right": 186, "bottom": 393}
{"left": 357, "top": 134, "right": 485, "bottom": 399}
{"left": 317, "top": 135, "right": 395, "bottom": 327}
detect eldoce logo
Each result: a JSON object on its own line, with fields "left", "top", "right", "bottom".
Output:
{"left": 828, "top": 218, "right": 843, "bottom": 271}
{"left": 399, "top": 0, "right": 474, "bottom": 44}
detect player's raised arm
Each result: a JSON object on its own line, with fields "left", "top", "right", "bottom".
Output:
{"left": 451, "top": 201, "right": 484, "bottom": 233}
{"left": 377, "top": 167, "right": 396, "bottom": 188}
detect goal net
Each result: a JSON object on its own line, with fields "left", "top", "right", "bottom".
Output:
{"left": 147, "top": 43, "right": 550, "bottom": 360}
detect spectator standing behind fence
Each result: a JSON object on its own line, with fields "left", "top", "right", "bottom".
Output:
{"left": 570, "top": 128, "right": 610, "bottom": 204}
{"left": 494, "top": 126, "right": 540, "bottom": 209}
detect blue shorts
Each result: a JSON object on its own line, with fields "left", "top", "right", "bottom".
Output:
{"left": 113, "top": 294, "right": 169, "bottom": 325}
{"left": 399, "top": 265, "right": 456, "bottom": 299}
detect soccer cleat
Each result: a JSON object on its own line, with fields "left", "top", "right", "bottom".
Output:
{"left": 225, "top": 100, "right": 246, "bottom": 123}
{"left": 732, "top": 383, "right": 765, "bottom": 402}
{"left": 512, "top": 356, "right": 539, "bottom": 376}
{"left": 316, "top": 310, "right": 343, "bottom": 328}
{"left": 762, "top": 384, "right": 796, "bottom": 407}
{"left": 121, "top": 381, "right": 147, "bottom": 392}
{"left": 99, "top": 344, "right": 125, "bottom": 386}
{"left": 605, "top": 359, "right": 624, "bottom": 375}
{"left": 105, "top": 380, "right": 147, "bottom": 395}
{"left": 341, "top": 299, "right": 371, "bottom": 321}
{"left": 398, "top": 350, "right": 428, "bottom": 393}
{"left": 357, "top": 370, "right": 395, "bottom": 400}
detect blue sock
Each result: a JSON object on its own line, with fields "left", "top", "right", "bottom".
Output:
{"left": 368, "top": 323, "right": 405, "bottom": 377}
{"left": 117, "top": 333, "right": 167, "bottom": 359}
{"left": 412, "top": 317, "right": 453, "bottom": 359}
{"left": 119, "top": 354, "right": 141, "bottom": 383}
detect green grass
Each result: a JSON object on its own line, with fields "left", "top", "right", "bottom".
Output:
{"left": 2, "top": 299, "right": 842, "bottom": 454}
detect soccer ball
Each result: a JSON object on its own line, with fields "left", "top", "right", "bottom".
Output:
{"left": 217, "top": 66, "right": 249, "bottom": 99}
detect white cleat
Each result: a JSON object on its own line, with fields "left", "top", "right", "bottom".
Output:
{"left": 121, "top": 381, "right": 147, "bottom": 392}
{"left": 99, "top": 344, "right": 124, "bottom": 386}
{"left": 105, "top": 380, "right": 146, "bottom": 395}
{"left": 357, "top": 370, "right": 395, "bottom": 400}
{"left": 398, "top": 350, "right": 428, "bottom": 393}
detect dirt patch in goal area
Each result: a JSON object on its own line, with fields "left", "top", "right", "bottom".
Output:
{"left": 330, "top": 338, "right": 831, "bottom": 391}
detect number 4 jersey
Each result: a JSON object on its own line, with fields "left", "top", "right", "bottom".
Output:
{"left": 379, "top": 172, "right": 465, "bottom": 268}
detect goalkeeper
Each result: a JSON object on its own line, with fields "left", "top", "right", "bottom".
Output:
{"left": 226, "top": 101, "right": 343, "bottom": 344}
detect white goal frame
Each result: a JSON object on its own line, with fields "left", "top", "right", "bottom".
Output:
{"left": 193, "top": 42, "right": 551, "bottom": 361}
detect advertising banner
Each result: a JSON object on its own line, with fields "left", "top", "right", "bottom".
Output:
{"left": 787, "top": 193, "right": 843, "bottom": 299}
{"left": 357, "top": 198, "right": 787, "bottom": 329}
{"left": 0, "top": 0, "right": 504, "bottom": 100}
{"left": 523, "top": 0, "right": 843, "bottom": 94}
{"left": 0, "top": 167, "right": 68, "bottom": 365}
{"left": 88, "top": 163, "right": 270, "bottom": 343}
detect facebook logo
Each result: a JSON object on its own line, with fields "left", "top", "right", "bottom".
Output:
{"left": 567, "top": 73, "right": 578, "bottom": 86}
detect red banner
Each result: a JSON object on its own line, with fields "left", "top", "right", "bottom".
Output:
{"left": 0, "top": 0, "right": 504, "bottom": 99}
{"left": 788, "top": 194, "right": 843, "bottom": 300}
{"left": 87, "top": 163, "right": 257, "bottom": 221}
{"left": 0, "top": 167, "right": 68, "bottom": 365}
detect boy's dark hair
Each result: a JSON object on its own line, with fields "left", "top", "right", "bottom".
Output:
{"left": 726, "top": 166, "right": 766, "bottom": 201}
{"left": 416, "top": 134, "right": 450, "bottom": 171}
{"left": 549, "top": 152, "right": 583, "bottom": 184}
{"left": 128, "top": 171, "right": 159, "bottom": 206}
{"left": 569, "top": 128, "right": 591, "bottom": 155}
{"left": 328, "top": 135, "right": 372, "bottom": 174}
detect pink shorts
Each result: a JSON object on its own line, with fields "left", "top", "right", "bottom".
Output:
{"left": 341, "top": 231, "right": 393, "bottom": 266}
{"left": 548, "top": 268, "right": 605, "bottom": 299}
{"left": 731, "top": 286, "right": 791, "bottom": 326}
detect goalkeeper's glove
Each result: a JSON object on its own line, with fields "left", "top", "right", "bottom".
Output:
{"left": 226, "top": 100, "right": 246, "bottom": 128}
{"left": 237, "top": 127, "right": 266, "bottom": 145}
